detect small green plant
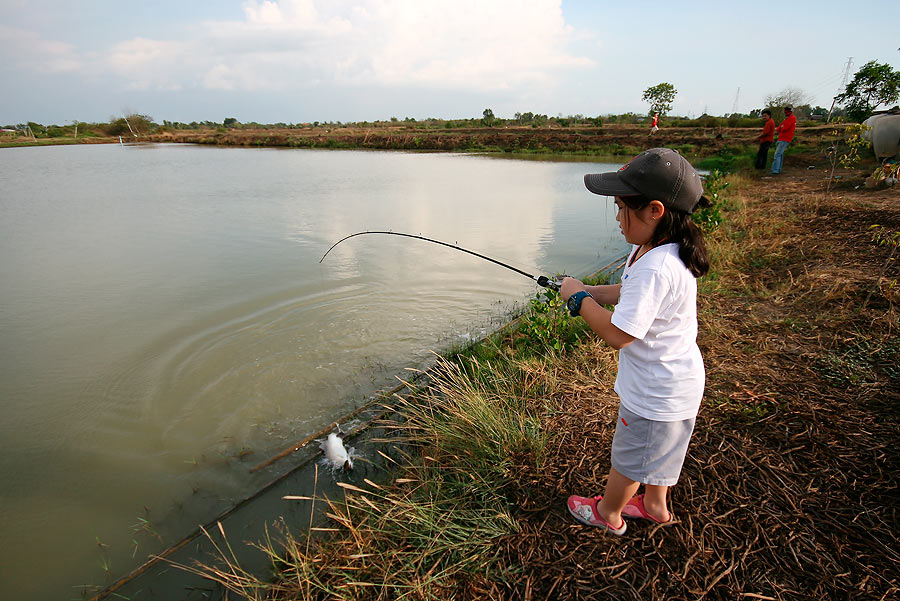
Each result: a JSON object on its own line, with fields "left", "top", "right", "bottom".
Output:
{"left": 520, "top": 288, "right": 566, "bottom": 352}
{"left": 868, "top": 162, "right": 900, "bottom": 188}
{"left": 96, "top": 537, "right": 111, "bottom": 579}
{"left": 716, "top": 145, "right": 737, "bottom": 173}
{"left": 131, "top": 507, "right": 163, "bottom": 543}
{"left": 824, "top": 120, "right": 870, "bottom": 201}
{"left": 693, "top": 169, "right": 729, "bottom": 231}
{"left": 515, "top": 284, "right": 593, "bottom": 357}
{"left": 839, "top": 122, "right": 870, "bottom": 169}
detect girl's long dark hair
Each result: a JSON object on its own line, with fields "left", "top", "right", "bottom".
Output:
{"left": 620, "top": 194, "right": 710, "bottom": 278}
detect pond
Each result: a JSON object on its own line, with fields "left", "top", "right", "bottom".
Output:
{"left": 0, "top": 143, "right": 627, "bottom": 600}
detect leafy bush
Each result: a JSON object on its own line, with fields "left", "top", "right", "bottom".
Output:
{"left": 693, "top": 169, "right": 729, "bottom": 231}
{"left": 101, "top": 113, "right": 157, "bottom": 137}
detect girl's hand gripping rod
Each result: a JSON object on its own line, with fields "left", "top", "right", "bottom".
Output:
{"left": 320, "top": 231, "right": 562, "bottom": 290}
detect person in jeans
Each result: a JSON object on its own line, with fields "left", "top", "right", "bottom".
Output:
{"left": 771, "top": 106, "right": 797, "bottom": 175}
{"left": 755, "top": 109, "right": 775, "bottom": 170}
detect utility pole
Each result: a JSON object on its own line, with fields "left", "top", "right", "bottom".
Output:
{"left": 827, "top": 57, "right": 853, "bottom": 122}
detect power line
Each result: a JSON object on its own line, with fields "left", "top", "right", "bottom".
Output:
{"left": 838, "top": 58, "right": 853, "bottom": 93}
{"left": 805, "top": 72, "right": 844, "bottom": 99}
{"left": 827, "top": 57, "right": 853, "bottom": 122}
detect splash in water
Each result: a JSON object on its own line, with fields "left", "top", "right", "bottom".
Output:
{"left": 318, "top": 431, "right": 355, "bottom": 471}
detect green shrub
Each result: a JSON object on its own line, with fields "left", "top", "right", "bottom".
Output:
{"left": 693, "top": 169, "right": 729, "bottom": 231}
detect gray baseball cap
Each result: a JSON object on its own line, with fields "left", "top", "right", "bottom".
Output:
{"left": 584, "top": 148, "right": 706, "bottom": 213}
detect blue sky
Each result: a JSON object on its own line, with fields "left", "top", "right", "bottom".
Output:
{"left": 1, "top": 0, "right": 897, "bottom": 126}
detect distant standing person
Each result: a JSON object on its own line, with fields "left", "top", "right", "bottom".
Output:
{"left": 649, "top": 113, "right": 660, "bottom": 135}
{"left": 755, "top": 109, "right": 775, "bottom": 170}
{"left": 770, "top": 106, "right": 797, "bottom": 175}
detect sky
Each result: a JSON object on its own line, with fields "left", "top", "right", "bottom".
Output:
{"left": 1, "top": 0, "right": 898, "bottom": 126}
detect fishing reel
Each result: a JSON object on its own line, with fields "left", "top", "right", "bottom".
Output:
{"left": 536, "top": 275, "right": 563, "bottom": 291}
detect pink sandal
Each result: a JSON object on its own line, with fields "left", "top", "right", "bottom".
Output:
{"left": 566, "top": 495, "right": 627, "bottom": 535}
{"left": 622, "top": 494, "right": 673, "bottom": 524}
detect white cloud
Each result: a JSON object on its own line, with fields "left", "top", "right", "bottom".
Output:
{"left": 105, "top": 0, "right": 591, "bottom": 94}
{"left": 107, "top": 37, "right": 194, "bottom": 90}
{"left": 1, "top": 0, "right": 593, "bottom": 122}
{"left": 345, "top": 0, "right": 592, "bottom": 90}
{"left": 0, "top": 25, "right": 81, "bottom": 73}
{"left": 242, "top": 0, "right": 339, "bottom": 29}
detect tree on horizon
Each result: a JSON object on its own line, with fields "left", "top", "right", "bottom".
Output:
{"left": 642, "top": 82, "right": 677, "bottom": 117}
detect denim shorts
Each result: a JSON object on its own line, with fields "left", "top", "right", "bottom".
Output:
{"left": 610, "top": 404, "right": 696, "bottom": 486}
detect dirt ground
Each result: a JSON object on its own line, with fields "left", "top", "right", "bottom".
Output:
{"left": 486, "top": 158, "right": 900, "bottom": 600}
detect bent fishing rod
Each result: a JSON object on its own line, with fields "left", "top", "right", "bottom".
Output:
{"left": 320, "top": 231, "right": 562, "bottom": 290}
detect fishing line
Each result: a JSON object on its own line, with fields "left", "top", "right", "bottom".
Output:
{"left": 320, "top": 231, "right": 562, "bottom": 290}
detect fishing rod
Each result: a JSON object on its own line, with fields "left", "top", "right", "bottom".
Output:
{"left": 320, "top": 231, "right": 562, "bottom": 290}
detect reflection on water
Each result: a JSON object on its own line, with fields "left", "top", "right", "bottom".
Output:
{"left": 0, "top": 143, "right": 627, "bottom": 600}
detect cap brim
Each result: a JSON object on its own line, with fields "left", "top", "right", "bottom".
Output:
{"left": 584, "top": 172, "right": 641, "bottom": 197}
{"left": 690, "top": 195, "right": 711, "bottom": 214}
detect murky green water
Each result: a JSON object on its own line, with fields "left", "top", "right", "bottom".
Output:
{"left": 0, "top": 143, "right": 626, "bottom": 600}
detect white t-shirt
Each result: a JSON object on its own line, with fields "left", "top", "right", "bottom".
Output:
{"left": 610, "top": 243, "right": 705, "bottom": 421}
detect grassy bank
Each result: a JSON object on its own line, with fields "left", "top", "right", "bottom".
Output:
{"left": 178, "top": 145, "right": 898, "bottom": 600}
{"left": 142, "top": 123, "right": 838, "bottom": 164}
{"left": 0, "top": 136, "right": 118, "bottom": 148}
{"left": 5, "top": 123, "right": 840, "bottom": 169}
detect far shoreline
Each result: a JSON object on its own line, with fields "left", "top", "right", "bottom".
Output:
{"left": 1, "top": 122, "right": 843, "bottom": 171}
{"left": 0, "top": 122, "right": 846, "bottom": 176}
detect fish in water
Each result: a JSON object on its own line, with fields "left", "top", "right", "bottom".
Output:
{"left": 319, "top": 432, "right": 354, "bottom": 470}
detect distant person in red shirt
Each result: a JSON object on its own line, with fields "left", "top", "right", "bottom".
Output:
{"left": 649, "top": 113, "right": 659, "bottom": 135}
{"left": 771, "top": 106, "right": 797, "bottom": 175}
{"left": 755, "top": 109, "right": 775, "bottom": 169}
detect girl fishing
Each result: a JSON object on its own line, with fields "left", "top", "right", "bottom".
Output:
{"left": 561, "top": 148, "right": 709, "bottom": 535}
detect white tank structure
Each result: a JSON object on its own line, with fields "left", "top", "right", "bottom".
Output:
{"left": 863, "top": 110, "right": 900, "bottom": 160}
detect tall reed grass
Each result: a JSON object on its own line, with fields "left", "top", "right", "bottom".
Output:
{"left": 177, "top": 336, "right": 578, "bottom": 599}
